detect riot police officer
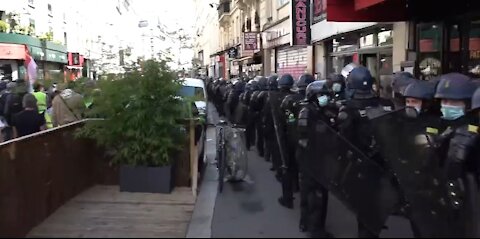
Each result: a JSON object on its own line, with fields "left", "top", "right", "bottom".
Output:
{"left": 279, "top": 74, "right": 316, "bottom": 205}
{"left": 326, "top": 73, "right": 346, "bottom": 103}
{"left": 227, "top": 80, "right": 245, "bottom": 124}
{"left": 264, "top": 74, "right": 296, "bottom": 208}
{"left": 402, "top": 79, "right": 439, "bottom": 118}
{"left": 434, "top": 73, "right": 477, "bottom": 124}
{"left": 296, "top": 80, "right": 332, "bottom": 237}
{"left": 337, "top": 66, "right": 393, "bottom": 237}
{"left": 263, "top": 75, "right": 280, "bottom": 169}
{"left": 430, "top": 75, "right": 480, "bottom": 237}
{"left": 250, "top": 76, "right": 269, "bottom": 157}
{"left": 391, "top": 71, "right": 416, "bottom": 109}
{"left": 242, "top": 79, "right": 259, "bottom": 150}
{"left": 214, "top": 79, "right": 227, "bottom": 117}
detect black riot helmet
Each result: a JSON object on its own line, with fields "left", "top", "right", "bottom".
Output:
{"left": 255, "top": 76, "right": 268, "bottom": 90}
{"left": 434, "top": 73, "right": 476, "bottom": 101}
{"left": 403, "top": 80, "right": 436, "bottom": 100}
{"left": 278, "top": 74, "right": 294, "bottom": 90}
{"left": 267, "top": 75, "right": 279, "bottom": 90}
{"left": 247, "top": 80, "right": 259, "bottom": 91}
{"left": 392, "top": 71, "right": 416, "bottom": 96}
{"left": 297, "top": 74, "right": 316, "bottom": 91}
{"left": 346, "top": 66, "right": 374, "bottom": 93}
{"left": 473, "top": 86, "right": 480, "bottom": 111}
{"left": 305, "top": 80, "right": 329, "bottom": 101}
{"left": 234, "top": 80, "right": 246, "bottom": 92}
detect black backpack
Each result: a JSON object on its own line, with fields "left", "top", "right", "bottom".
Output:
{"left": 5, "top": 93, "right": 24, "bottom": 125}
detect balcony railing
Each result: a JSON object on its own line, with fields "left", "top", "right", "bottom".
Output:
{"left": 218, "top": 0, "right": 231, "bottom": 20}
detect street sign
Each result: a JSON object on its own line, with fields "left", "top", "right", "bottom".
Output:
{"left": 243, "top": 32, "right": 258, "bottom": 51}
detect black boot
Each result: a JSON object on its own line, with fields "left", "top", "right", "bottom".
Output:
{"left": 278, "top": 197, "right": 293, "bottom": 209}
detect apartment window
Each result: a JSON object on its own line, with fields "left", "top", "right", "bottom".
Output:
{"left": 48, "top": 4, "right": 52, "bottom": 17}
{"left": 64, "top": 32, "right": 67, "bottom": 46}
{"left": 278, "top": 0, "right": 289, "bottom": 8}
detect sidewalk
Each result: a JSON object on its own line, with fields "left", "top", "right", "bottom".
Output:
{"left": 28, "top": 186, "right": 195, "bottom": 238}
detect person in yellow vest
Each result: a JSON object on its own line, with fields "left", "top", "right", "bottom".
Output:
{"left": 32, "top": 83, "right": 53, "bottom": 128}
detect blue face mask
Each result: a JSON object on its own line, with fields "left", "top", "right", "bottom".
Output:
{"left": 318, "top": 95, "right": 329, "bottom": 107}
{"left": 332, "top": 83, "right": 342, "bottom": 93}
{"left": 441, "top": 105, "right": 465, "bottom": 120}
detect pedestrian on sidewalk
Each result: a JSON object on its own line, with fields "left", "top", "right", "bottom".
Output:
{"left": 1, "top": 82, "right": 24, "bottom": 141}
{"left": 52, "top": 83, "right": 86, "bottom": 127}
{"left": 32, "top": 83, "right": 53, "bottom": 129}
{"left": 11, "top": 93, "right": 46, "bottom": 138}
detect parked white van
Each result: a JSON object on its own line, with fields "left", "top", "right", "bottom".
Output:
{"left": 179, "top": 78, "right": 207, "bottom": 118}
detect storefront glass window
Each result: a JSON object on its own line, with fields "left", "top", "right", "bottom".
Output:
{"left": 447, "top": 24, "right": 461, "bottom": 73}
{"left": 378, "top": 30, "right": 393, "bottom": 46}
{"left": 360, "top": 34, "right": 375, "bottom": 48}
{"left": 379, "top": 54, "right": 393, "bottom": 99}
{"left": 418, "top": 23, "right": 442, "bottom": 79}
{"left": 331, "top": 55, "right": 353, "bottom": 75}
{"left": 468, "top": 20, "right": 480, "bottom": 77}
{"left": 332, "top": 35, "right": 358, "bottom": 53}
{"left": 0, "top": 63, "right": 13, "bottom": 81}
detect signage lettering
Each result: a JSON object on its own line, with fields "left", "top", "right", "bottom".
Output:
{"left": 291, "top": 0, "right": 311, "bottom": 46}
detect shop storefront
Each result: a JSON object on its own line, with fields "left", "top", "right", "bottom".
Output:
{"left": 276, "top": 45, "right": 308, "bottom": 81}
{"left": 415, "top": 17, "right": 480, "bottom": 79}
{"left": 0, "top": 43, "right": 25, "bottom": 81}
{"left": 323, "top": 25, "right": 394, "bottom": 93}
{"left": 262, "top": 0, "right": 311, "bottom": 79}
{"left": 0, "top": 33, "right": 67, "bottom": 83}
{"left": 66, "top": 52, "right": 85, "bottom": 81}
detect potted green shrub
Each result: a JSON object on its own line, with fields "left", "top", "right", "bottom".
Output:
{"left": 79, "top": 60, "right": 185, "bottom": 193}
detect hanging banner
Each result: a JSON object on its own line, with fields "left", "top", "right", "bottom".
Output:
{"left": 313, "top": 0, "right": 327, "bottom": 24}
{"left": 291, "top": 0, "right": 311, "bottom": 46}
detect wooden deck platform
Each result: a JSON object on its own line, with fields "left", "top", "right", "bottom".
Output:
{"left": 27, "top": 185, "right": 196, "bottom": 238}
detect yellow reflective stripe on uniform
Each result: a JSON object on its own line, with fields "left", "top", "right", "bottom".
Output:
{"left": 468, "top": 125, "right": 479, "bottom": 134}
{"left": 426, "top": 127, "right": 439, "bottom": 135}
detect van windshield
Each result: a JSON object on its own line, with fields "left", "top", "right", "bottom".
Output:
{"left": 178, "top": 86, "right": 205, "bottom": 101}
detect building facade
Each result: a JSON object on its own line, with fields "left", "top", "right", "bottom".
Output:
{"left": 193, "top": 0, "right": 220, "bottom": 77}
{"left": 310, "top": 0, "right": 411, "bottom": 98}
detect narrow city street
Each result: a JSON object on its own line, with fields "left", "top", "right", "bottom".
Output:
{"left": 202, "top": 103, "right": 415, "bottom": 238}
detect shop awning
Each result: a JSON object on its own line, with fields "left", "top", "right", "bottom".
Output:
{"left": 327, "top": 0, "right": 407, "bottom": 22}
{"left": 328, "top": 0, "right": 480, "bottom": 22}
{"left": 232, "top": 56, "right": 253, "bottom": 63}
{"left": 355, "top": 0, "right": 386, "bottom": 10}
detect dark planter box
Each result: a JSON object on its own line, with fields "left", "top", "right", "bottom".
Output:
{"left": 119, "top": 165, "right": 174, "bottom": 194}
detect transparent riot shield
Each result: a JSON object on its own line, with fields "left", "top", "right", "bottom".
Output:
{"left": 306, "top": 118, "right": 401, "bottom": 235}
{"left": 371, "top": 109, "right": 480, "bottom": 237}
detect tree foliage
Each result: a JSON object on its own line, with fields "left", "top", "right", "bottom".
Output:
{"left": 78, "top": 60, "right": 185, "bottom": 167}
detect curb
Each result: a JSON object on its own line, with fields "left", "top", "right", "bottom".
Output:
{"left": 186, "top": 105, "right": 219, "bottom": 238}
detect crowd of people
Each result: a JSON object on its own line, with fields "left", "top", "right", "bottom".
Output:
{"left": 206, "top": 66, "right": 480, "bottom": 238}
{"left": 0, "top": 79, "right": 94, "bottom": 142}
